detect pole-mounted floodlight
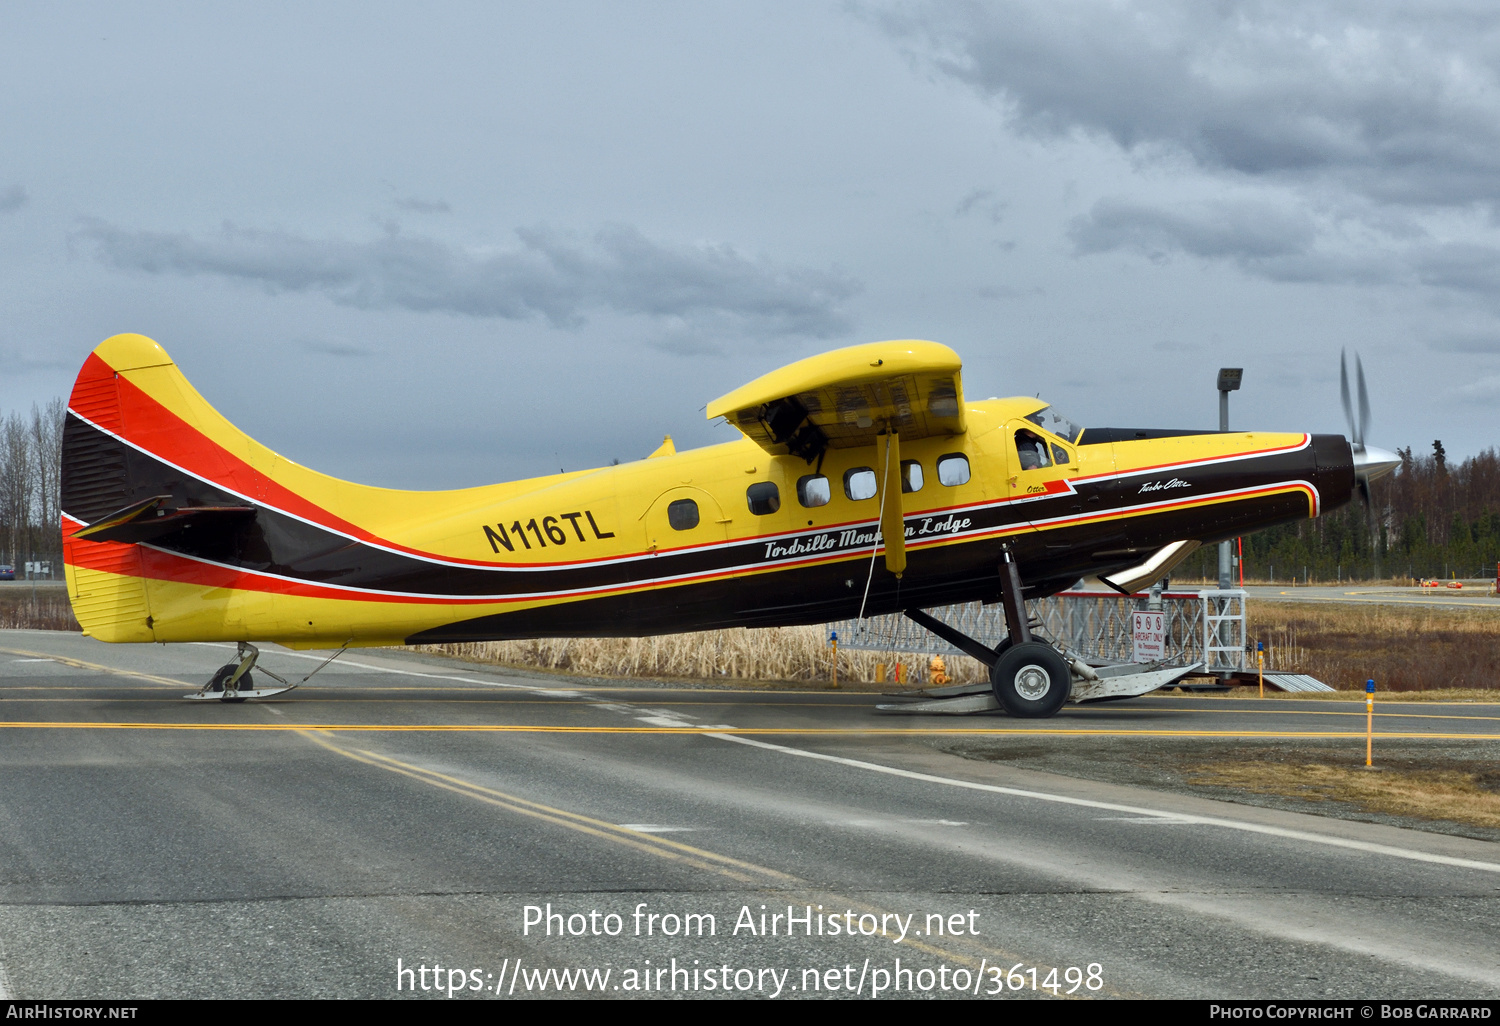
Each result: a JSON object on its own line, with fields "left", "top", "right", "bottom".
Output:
{"left": 1216, "top": 368, "right": 1244, "bottom": 590}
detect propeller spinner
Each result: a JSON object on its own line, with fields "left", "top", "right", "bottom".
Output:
{"left": 1340, "top": 349, "right": 1400, "bottom": 503}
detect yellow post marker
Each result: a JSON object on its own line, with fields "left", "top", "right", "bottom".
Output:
{"left": 1365, "top": 678, "right": 1375, "bottom": 768}
{"left": 875, "top": 662, "right": 886, "bottom": 684}
{"left": 829, "top": 631, "right": 839, "bottom": 689}
{"left": 1257, "top": 641, "right": 1264, "bottom": 699}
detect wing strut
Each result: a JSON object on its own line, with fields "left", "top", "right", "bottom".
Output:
{"left": 902, "top": 608, "right": 1004, "bottom": 667}
{"left": 879, "top": 431, "right": 906, "bottom": 577}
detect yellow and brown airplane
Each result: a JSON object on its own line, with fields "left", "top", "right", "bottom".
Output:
{"left": 60, "top": 333, "right": 1397, "bottom": 715}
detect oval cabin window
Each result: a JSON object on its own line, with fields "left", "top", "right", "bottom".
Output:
{"left": 667, "top": 498, "right": 700, "bottom": 530}
{"left": 937, "top": 454, "right": 970, "bottom": 487}
{"left": 746, "top": 482, "right": 781, "bottom": 516}
{"left": 797, "top": 475, "right": 831, "bottom": 508}
{"left": 844, "top": 468, "right": 877, "bottom": 501}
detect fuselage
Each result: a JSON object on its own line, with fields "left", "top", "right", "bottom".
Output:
{"left": 60, "top": 335, "right": 1354, "bottom": 648}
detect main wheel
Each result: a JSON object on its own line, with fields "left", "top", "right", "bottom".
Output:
{"left": 207, "top": 664, "right": 251, "bottom": 703}
{"left": 990, "top": 641, "right": 1070, "bottom": 718}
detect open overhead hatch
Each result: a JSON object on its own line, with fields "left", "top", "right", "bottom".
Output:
{"left": 707, "top": 340, "right": 967, "bottom": 462}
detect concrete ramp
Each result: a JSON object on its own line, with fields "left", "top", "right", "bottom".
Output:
{"left": 1262, "top": 672, "right": 1335, "bottom": 693}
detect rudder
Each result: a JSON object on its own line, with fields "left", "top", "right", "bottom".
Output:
{"left": 61, "top": 335, "right": 176, "bottom": 641}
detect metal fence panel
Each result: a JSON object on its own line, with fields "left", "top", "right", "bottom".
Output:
{"left": 829, "top": 589, "right": 1246, "bottom": 671}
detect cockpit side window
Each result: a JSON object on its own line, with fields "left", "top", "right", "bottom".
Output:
{"left": 1014, "top": 429, "right": 1051, "bottom": 471}
{"left": 1026, "top": 406, "right": 1084, "bottom": 444}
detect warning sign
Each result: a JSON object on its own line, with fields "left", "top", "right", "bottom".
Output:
{"left": 1132, "top": 610, "right": 1166, "bottom": 663}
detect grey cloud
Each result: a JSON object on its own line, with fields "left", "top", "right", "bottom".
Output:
{"left": 393, "top": 197, "right": 452, "bottom": 214}
{"left": 955, "top": 188, "right": 993, "bottom": 216}
{"left": 1452, "top": 374, "right": 1500, "bottom": 402}
{"left": 1412, "top": 243, "right": 1500, "bottom": 293}
{"left": 1068, "top": 195, "right": 1432, "bottom": 288}
{"left": 955, "top": 188, "right": 1004, "bottom": 222}
{"left": 646, "top": 332, "right": 725, "bottom": 357}
{"left": 296, "top": 338, "right": 378, "bottom": 358}
{"left": 0, "top": 344, "right": 69, "bottom": 373}
{"left": 1429, "top": 333, "right": 1500, "bottom": 354}
{"left": 880, "top": 1, "right": 1500, "bottom": 208}
{"left": 1069, "top": 197, "right": 1317, "bottom": 262}
{"left": 975, "top": 284, "right": 1033, "bottom": 299}
{"left": 0, "top": 185, "right": 26, "bottom": 213}
{"left": 76, "top": 220, "right": 860, "bottom": 338}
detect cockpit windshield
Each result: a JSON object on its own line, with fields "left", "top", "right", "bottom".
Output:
{"left": 1026, "top": 406, "right": 1084, "bottom": 444}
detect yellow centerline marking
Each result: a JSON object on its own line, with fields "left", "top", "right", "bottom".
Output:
{"left": 3, "top": 685, "right": 1499, "bottom": 719}
{"left": 297, "top": 729, "right": 788, "bottom": 884}
{"left": 1, "top": 721, "right": 1497, "bottom": 739}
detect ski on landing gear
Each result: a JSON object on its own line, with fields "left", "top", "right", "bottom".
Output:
{"left": 878, "top": 546, "right": 1201, "bottom": 716}
{"left": 184, "top": 642, "right": 300, "bottom": 702}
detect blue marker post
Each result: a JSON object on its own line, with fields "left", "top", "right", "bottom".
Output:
{"left": 829, "top": 630, "right": 839, "bottom": 690}
{"left": 1365, "top": 679, "right": 1376, "bottom": 767}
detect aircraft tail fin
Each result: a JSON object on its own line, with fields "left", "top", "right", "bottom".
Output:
{"left": 62, "top": 333, "right": 293, "bottom": 642}
{"left": 61, "top": 335, "right": 185, "bottom": 640}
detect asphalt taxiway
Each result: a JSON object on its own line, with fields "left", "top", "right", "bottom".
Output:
{"left": 1, "top": 629, "right": 1498, "bottom": 1000}
{"left": 1245, "top": 583, "right": 1499, "bottom": 609}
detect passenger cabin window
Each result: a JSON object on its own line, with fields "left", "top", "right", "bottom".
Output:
{"left": 667, "top": 498, "right": 699, "bottom": 531}
{"left": 936, "top": 453, "right": 970, "bottom": 487}
{"left": 844, "top": 468, "right": 877, "bottom": 501}
{"left": 1014, "top": 430, "right": 1051, "bottom": 471}
{"left": 797, "top": 474, "right": 831, "bottom": 508}
{"left": 746, "top": 482, "right": 781, "bottom": 516}
{"left": 901, "top": 460, "right": 923, "bottom": 493}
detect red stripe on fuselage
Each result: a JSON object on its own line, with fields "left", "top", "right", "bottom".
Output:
{"left": 105, "top": 369, "right": 378, "bottom": 540}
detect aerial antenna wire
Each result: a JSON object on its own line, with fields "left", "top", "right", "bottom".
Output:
{"left": 856, "top": 431, "right": 894, "bottom": 622}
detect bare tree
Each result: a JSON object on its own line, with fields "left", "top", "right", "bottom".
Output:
{"left": 0, "top": 413, "right": 34, "bottom": 568}
{"left": 30, "top": 399, "right": 64, "bottom": 560}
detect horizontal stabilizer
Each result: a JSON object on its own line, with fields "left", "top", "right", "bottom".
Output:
{"left": 73, "top": 494, "right": 256, "bottom": 545}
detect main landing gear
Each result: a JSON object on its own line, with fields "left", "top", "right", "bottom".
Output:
{"left": 987, "top": 547, "right": 1071, "bottom": 718}
{"left": 185, "top": 642, "right": 300, "bottom": 702}
{"left": 889, "top": 547, "right": 1206, "bottom": 717}
{"left": 902, "top": 546, "right": 1070, "bottom": 718}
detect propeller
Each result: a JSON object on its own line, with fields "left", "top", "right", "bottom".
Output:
{"left": 1339, "top": 349, "right": 1399, "bottom": 505}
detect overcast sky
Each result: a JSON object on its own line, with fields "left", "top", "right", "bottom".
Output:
{"left": 2, "top": 1, "right": 1497, "bottom": 488}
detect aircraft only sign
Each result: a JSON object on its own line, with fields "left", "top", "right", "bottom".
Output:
{"left": 1131, "top": 610, "right": 1166, "bottom": 663}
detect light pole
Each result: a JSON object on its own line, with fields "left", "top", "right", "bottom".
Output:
{"left": 1217, "top": 368, "right": 1243, "bottom": 590}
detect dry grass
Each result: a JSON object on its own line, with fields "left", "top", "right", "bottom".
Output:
{"left": 10, "top": 576, "right": 1490, "bottom": 697}
{"left": 0, "top": 584, "right": 984, "bottom": 687}
{"left": 435, "top": 600, "right": 1500, "bottom": 693}
{"left": 0, "top": 588, "right": 79, "bottom": 631}
{"left": 1249, "top": 601, "right": 1500, "bottom": 692}
{"left": 425, "top": 626, "right": 991, "bottom": 688}
{"left": 1187, "top": 759, "right": 1500, "bottom": 830}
